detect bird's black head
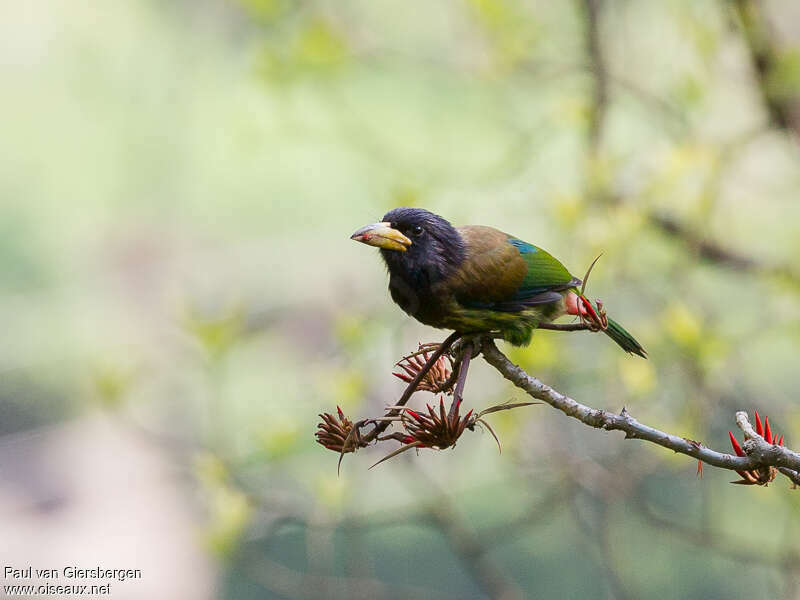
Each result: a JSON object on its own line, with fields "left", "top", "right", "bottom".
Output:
{"left": 351, "top": 207, "right": 465, "bottom": 288}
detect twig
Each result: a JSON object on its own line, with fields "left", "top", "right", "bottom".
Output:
{"left": 736, "top": 412, "right": 800, "bottom": 480}
{"left": 361, "top": 331, "right": 461, "bottom": 445}
{"left": 481, "top": 339, "right": 800, "bottom": 484}
{"left": 537, "top": 322, "right": 594, "bottom": 332}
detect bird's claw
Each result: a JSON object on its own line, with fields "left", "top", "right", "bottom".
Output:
{"left": 450, "top": 334, "right": 487, "bottom": 360}
{"left": 578, "top": 296, "right": 608, "bottom": 332}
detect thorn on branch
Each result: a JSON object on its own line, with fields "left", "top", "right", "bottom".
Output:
{"left": 729, "top": 411, "right": 784, "bottom": 486}
{"left": 317, "top": 337, "right": 800, "bottom": 489}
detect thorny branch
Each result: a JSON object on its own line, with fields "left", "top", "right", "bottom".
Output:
{"left": 359, "top": 331, "right": 461, "bottom": 447}
{"left": 318, "top": 329, "right": 799, "bottom": 489}
{"left": 317, "top": 331, "right": 539, "bottom": 471}
{"left": 536, "top": 321, "right": 595, "bottom": 332}
{"left": 481, "top": 339, "right": 800, "bottom": 486}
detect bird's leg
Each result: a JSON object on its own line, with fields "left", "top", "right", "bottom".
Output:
{"left": 448, "top": 341, "right": 473, "bottom": 421}
{"left": 436, "top": 354, "right": 462, "bottom": 394}
{"left": 359, "top": 331, "right": 462, "bottom": 446}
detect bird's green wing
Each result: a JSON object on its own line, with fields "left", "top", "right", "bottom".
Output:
{"left": 448, "top": 227, "right": 579, "bottom": 312}
{"left": 508, "top": 238, "right": 579, "bottom": 299}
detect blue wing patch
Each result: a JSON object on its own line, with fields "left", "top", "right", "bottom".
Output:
{"left": 509, "top": 238, "right": 538, "bottom": 254}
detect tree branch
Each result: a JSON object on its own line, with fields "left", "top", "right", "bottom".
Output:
{"left": 732, "top": 0, "right": 800, "bottom": 136}
{"left": 582, "top": 0, "right": 608, "bottom": 152}
{"left": 537, "top": 322, "right": 594, "bottom": 332}
{"left": 481, "top": 339, "right": 800, "bottom": 485}
{"left": 414, "top": 467, "right": 525, "bottom": 600}
{"left": 361, "top": 331, "right": 461, "bottom": 445}
{"left": 632, "top": 495, "right": 786, "bottom": 567}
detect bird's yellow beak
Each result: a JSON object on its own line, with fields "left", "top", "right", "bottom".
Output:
{"left": 350, "top": 222, "right": 412, "bottom": 252}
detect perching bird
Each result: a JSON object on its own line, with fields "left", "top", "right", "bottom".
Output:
{"left": 351, "top": 207, "right": 645, "bottom": 357}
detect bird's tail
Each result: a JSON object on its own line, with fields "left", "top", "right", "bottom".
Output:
{"left": 572, "top": 293, "right": 646, "bottom": 358}
{"left": 604, "top": 316, "right": 647, "bottom": 358}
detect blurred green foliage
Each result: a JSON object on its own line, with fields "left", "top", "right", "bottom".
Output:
{"left": 3, "top": 0, "right": 800, "bottom": 598}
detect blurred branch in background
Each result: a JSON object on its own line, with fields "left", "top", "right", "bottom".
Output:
{"left": 580, "top": 0, "right": 800, "bottom": 290}
{"left": 733, "top": 0, "right": 800, "bottom": 136}
{"left": 243, "top": 554, "right": 454, "bottom": 600}
{"left": 582, "top": 0, "right": 609, "bottom": 155}
{"left": 416, "top": 469, "right": 526, "bottom": 600}
{"left": 633, "top": 493, "right": 795, "bottom": 568}
{"left": 649, "top": 211, "right": 800, "bottom": 286}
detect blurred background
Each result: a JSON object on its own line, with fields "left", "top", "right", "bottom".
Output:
{"left": 2, "top": 0, "right": 800, "bottom": 598}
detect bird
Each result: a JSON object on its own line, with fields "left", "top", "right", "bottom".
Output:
{"left": 350, "top": 207, "right": 645, "bottom": 357}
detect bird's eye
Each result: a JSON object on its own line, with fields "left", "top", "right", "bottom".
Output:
{"left": 411, "top": 225, "right": 424, "bottom": 237}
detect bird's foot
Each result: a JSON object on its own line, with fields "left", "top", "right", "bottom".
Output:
{"left": 448, "top": 335, "right": 484, "bottom": 420}
{"left": 450, "top": 333, "right": 490, "bottom": 360}
{"left": 578, "top": 296, "right": 608, "bottom": 332}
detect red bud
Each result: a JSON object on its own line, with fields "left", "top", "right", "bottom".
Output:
{"left": 729, "top": 431, "right": 745, "bottom": 457}
{"left": 407, "top": 409, "right": 422, "bottom": 421}
{"left": 580, "top": 295, "right": 600, "bottom": 322}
